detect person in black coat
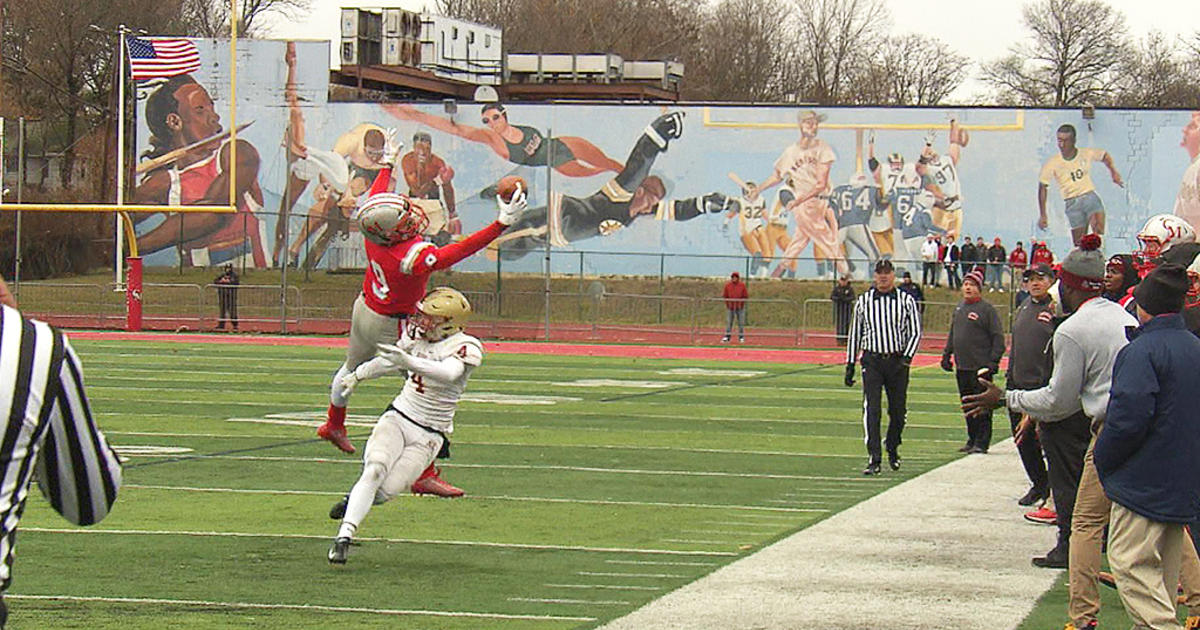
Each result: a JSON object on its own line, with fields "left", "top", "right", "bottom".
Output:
{"left": 831, "top": 273, "right": 855, "bottom": 345}
{"left": 215, "top": 264, "right": 240, "bottom": 331}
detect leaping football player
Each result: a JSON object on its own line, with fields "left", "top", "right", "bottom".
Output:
{"left": 327, "top": 287, "right": 482, "bottom": 564}
{"left": 724, "top": 180, "right": 772, "bottom": 277}
{"left": 315, "top": 131, "right": 527, "bottom": 499}
{"left": 918, "top": 119, "right": 968, "bottom": 241}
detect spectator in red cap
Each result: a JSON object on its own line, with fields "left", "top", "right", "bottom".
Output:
{"left": 722, "top": 271, "right": 748, "bottom": 343}
{"left": 942, "top": 267, "right": 1005, "bottom": 454}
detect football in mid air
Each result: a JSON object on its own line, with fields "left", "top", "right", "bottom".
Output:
{"left": 496, "top": 175, "right": 528, "bottom": 203}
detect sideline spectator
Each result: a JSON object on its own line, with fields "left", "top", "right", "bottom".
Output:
{"left": 214, "top": 264, "right": 240, "bottom": 331}
{"left": 830, "top": 273, "right": 855, "bottom": 346}
{"left": 0, "top": 303, "right": 123, "bottom": 624}
{"left": 1032, "top": 240, "right": 1055, "bottom": 266}
{"left": 1009, "top": 241, "right": 1028, "bottom": 285}
{"left": 1096, "top": 264, "right": 1200, "bottom": 630}
{"left": 941, "top": 268, "right": 1005, "bottom": 454}
{"left": 1008, "top": 263, "right": 1086, "bottom": 570}
{"left": 1102, "top": 253, "right": 1138, "bottom": 306}
{"left": 921, "top": 235, "right": 940, "bottom": 286}
{"left": 844, "top": 259, "right": 922, "bottom": 475}
{"left": 944, "top": 236, "right": 961, "bottom": 289}
{"left": 987, "top": 237, "right": 1007, "bottom": 291}
{"left": 961, "top": 236, "right": 978, "bottom": 278}
{"left": 1015, "top": 273, "right": 1031, "bottom": 307}
{"left": 898, "top": 271, "right": 924, "bottom": 315}
{"left": 722, "top": 271, "right": 748, "bottom": 343}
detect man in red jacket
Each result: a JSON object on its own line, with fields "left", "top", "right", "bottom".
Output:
{"left": 1009, "top": 241, "right": 1028, "bottom": 287}
{"left": 722, "top": 272, "right": 749, "bottom": 343}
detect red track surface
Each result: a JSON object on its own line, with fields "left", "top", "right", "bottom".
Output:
{"left": 66, "top": 329, "right": 944, "bottom": 366}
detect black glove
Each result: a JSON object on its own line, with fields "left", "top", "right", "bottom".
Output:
{"left": 646, "top": 111, "right": 684, "bottom": 149}
{"left": 844, "top": 362, "right": 855, "bottom": 387}
{"left": 703, "top": 193, "right": 734, "bottom": 214}
{"left": 940, "top": 355, "right": 953, "bottom": 372}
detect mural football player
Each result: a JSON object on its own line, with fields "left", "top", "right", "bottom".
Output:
{"left": 1038, "top": 123, "right": 1123, "bottom": 245}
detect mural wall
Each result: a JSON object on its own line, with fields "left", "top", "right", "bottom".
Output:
{"left": 132, "top": 38, "right": 1200, "bottom": 279}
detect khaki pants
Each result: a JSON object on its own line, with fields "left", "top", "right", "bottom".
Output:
{"left": 1108, "top": 502, "right": 1185, "bottom": 630}
{"left": 1070, "top": 434, "right": 1200, "bottom": 626}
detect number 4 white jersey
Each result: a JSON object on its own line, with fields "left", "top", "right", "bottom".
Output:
{"left": 390, "top": 330, "right": 484, "bottom": 435}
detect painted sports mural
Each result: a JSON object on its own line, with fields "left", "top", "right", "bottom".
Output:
{"left": 131, "top": 38, "right": 1200, "bottom": 279}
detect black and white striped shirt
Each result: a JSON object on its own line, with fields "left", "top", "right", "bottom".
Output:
{"left": 0, "top": 305, "right": 122, "bottom": 590}
{"left": 846, "top": 287, "right": 923, "bottom": 362}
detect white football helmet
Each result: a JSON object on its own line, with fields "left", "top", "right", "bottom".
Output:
{"left": 411, "top": 287, "right": 471, "bottom": 341}
{"left": 355, "top": 193, "right": 428, "bottom": 246}
{"left": 1135, "top": 214, "right": 1196, "bottom": 274}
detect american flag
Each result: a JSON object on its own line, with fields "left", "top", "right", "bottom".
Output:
{"left": 126, "top": 36, "right": 201, "bottom": 81}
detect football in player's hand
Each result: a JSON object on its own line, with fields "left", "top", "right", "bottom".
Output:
{"left": 496, "top": 175, "right": 527, "bottom": 203}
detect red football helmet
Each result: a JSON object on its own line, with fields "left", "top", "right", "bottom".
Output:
{"left": 355, "top": 193, "right": 429, "bottom": 246}
{"left": 1134, "top": 214, "right": 1196, "bottom": 277}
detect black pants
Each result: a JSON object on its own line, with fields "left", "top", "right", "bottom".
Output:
{"left": 861, "top": 352, "right": 909, "bottom": 464}
{"left": 1008, "top": 408, "right": 1049, "bottom": 493}
{"left": 922, "top": 261, "right": 938, "bottom": 286}
{"left": 217, "top": 290, "right": 239, "bottom": 329}
{"left": 833, "top": 304, "right": 852, "bottom": 345}
{"left": 955, "top": 369, "right": 993, "bottom": 450}
{"left": 945, "top": 264, "right": 961, "bottom": 288}
{"left": 1039, "top": 411, "right": 1091, "bottom": 548}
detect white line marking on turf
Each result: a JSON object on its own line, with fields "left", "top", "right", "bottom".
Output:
{"left": 657, "top": 368, "right": 766, "bottom": 377}
{"left": 552, "top": 379, "right": 685, "bottom": 388}
{"left": 4, "top": 594, "right": 593, "bottom": 621}
{"left": 577, "top": 572, "right": 688, "bottom": 579}
{"left": 123, "top": 484, "right": 823, "bottom": 513}
{"left": 661, "top": 539, "right": 735, "bottom": 545}
{"left": 681, "top": 529, "right": 746, "bottom": 536}
{"left": 23, "top": 528, "right": 738, "bottom": 556}
{"left": 545, "top": 584, "right": 662, "bottom": 591}
{"left": 605, "top": 560, "right": 717, "bottom": 567}
{"left": 508, "top": 597, "right": 631, "bottom": 606}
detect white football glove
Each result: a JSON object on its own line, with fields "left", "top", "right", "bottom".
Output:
{"left": 338, "top": 371, "right": 361, "bottom": 398}
{"left": 496, "top": 182, "right": 527, "bottom": 226}
{"left": 380, "top": 127, "right": 403, "bottom": 166}
{"left": 376, "top": 342, "right": 415, "bottom": 370}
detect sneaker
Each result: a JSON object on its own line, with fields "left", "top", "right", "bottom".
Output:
{"left": 738, "top": 337, "right": 745, "bottom": 343}
{"left": 329, "top": 494, "right": 349, "bottom": 520}
{"left": 862, "top": 461, "right": 881, "bottom": 476}
{"left": 1032, "top": 546, "right": 1068, "bottom": 569}
{"left": 968, "top": 446, "right": 989, "bottom": 454}
{"left": 411, "top": 466, "right": 465, "bottom": 498}
{"left": 721, "top": 336, "right": 730, "bottom": 343}
{"left": 1064, "top": 622, "right": 1097, "bottom": 630}
{"left": 1018, "top": 485, "right": 1049, "bottom": 507}
{"left": 957, "top": 443, "right": 973, "bottom": 453}
{"left": 1025, "top": 506, "right": 1058, "bottom": 525}
{"left": 317, "top": 421, "right": 356, "bottom": 454}
{"left": 328, "top": 537, "right": 351, "bottom": 564}
{"left": 887, "top": 452, "right": 901, "bottom": 471}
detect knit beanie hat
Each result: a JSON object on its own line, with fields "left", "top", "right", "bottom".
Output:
{"left": 963, "top": 268, "right": 984, "bottom": 288}
{"left": 1133, "top": 263, "right": 1188, "bottom": 315}
{"left": 1058, "top": 234, "right": 1105, "bottom": 291}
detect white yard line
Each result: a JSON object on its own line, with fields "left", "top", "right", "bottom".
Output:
{"left": 598, "top": 439, "right": 1062, "bottom": 630}
{"left": 4, "top": 594, "right": 592, "bottom": 621}
{"left": 23, "top": 527, "right": 737, "bottom": 556}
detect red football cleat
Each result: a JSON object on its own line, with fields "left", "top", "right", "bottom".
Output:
{"left": 1024, "top": 506, "right": 1057, "bottom": 525}
{"left": 317, "top": 405, "right": 355, "bottom": 454}
{"left": 411, "top": 465, "right": 464, "bottom": 497}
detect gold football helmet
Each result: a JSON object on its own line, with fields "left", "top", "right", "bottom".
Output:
{"left": 412, "top": 287, "right": 471, "bottom": 341}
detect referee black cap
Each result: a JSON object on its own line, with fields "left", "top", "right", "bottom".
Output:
{"left": 874, "top": 259, "right": 894, "bottom": 274}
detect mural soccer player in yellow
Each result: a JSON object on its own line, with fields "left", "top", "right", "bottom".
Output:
{"left": 1037, "top": 123, "right": 1123, "bottom": 246}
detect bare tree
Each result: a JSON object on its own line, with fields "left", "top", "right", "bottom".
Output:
{"left": 845, "top": 34, "right": 969, "bottom": 105}
{"left": 980, "top": 0, "right": 1129, "bottom": 107}
{"left": 685, "top": 0, "right": 799, "bottom": 101}
{"left": 1112, "top": 32, "right": 1200, "bottom": 108}
{"left": 790, "top": 0, "right": 888, "bottom": 104}
{"left": 182, "top": 0, "right": 313, "bottom": 38}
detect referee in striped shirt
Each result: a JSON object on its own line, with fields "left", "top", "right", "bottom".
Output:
{"left": 845, "top": 260, "right": 923, "bottom": 475}
{"left": 0, "top": 295, "right": 122, "bottom": 626}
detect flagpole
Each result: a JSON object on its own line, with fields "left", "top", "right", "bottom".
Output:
{"left": 115, "top": 24, "right": 129, "bottom": 288}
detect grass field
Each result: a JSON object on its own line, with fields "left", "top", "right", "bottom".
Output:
{"left": 6, "top": 338, "right": 1142, "bottom": 629}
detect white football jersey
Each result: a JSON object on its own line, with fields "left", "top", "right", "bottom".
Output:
{"left": 390, "top": 330, "right": 483, "bottom": 434}
{"left": 924, "top": 155, "right": 962, "bottom": 206}
{"left": 882, "top": 163, "right": 920, "bottom": 196}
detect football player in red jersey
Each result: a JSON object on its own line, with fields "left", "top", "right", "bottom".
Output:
{"left": 316, "top": 130, "right": 526, "bottom": 497}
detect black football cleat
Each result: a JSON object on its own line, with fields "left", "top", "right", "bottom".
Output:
{"left": 328, "top": 537, "right": 351, "bottom": 564}
{"left": 862, "top": 461, "right": 882, "bottom": 476}
{"left": 329, "top": 495, "right": 349, "bottom": 520}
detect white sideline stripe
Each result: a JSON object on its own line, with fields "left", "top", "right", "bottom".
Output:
{"left": 4, "top": 594, "right": 593, "bottom": 621}
{"left": 661, "top": 539, "right": 733, "bottom": 545}
{"left": 546, "top": 584, "right": 662, "bottom": 591}
{"left": 578, "top": 572, "right": 688, "bottom": 579}
{"left": 605, "top": 560, "right": 717, "bottom": 567}
{"left": 598, "top": 439, "right": 1065, "bottom": 630}
{"left": 681, "top": 529, "right": 745, "bottom": 536}
{"left": 508, "top": 597, "right": 630, "bottom": 606}
{"left": 23, "top": 527, "right": 738, "bottom": 556}
{"left": 122, "top": 484, "right": 821, "bottom": 513}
